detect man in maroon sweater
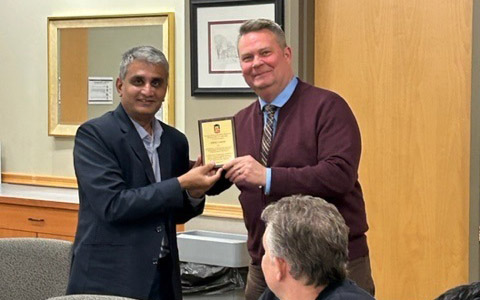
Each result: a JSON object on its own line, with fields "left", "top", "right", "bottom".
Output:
{"left": 208, "top": 19, "right": 375, "bottom": 299}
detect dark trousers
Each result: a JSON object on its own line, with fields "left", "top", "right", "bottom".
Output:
{"left": 245, "top": 254, "right": 375, "bottom": 300}
{"left": 245, "top": 263, "right": 267, "bottom": 300}
{"left": 347, "top": 254, "right": 375, "bottom": 296}
{"left": 148, "top": 255, "right": 175, "bottom": 300}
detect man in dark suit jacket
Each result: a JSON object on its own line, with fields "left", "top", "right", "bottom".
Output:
{"left": 67, "top": 46, "right": 221, "bottom": 300}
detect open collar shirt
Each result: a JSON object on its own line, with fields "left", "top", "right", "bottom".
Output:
{"left": 258, "top": 77, "right": 298, "bottom": 194}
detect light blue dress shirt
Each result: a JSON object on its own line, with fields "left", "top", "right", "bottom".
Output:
{"left": 130, "top": 117, "right": 203, "bottom": 206}
{"left": 130, "top": 117, "right": 204, "bottom": 257}
{"left": 131, "top": 117, "right": 163, "bottom": 182}
{"left": 130, "top": 118, "right": 171, "bottom": 256}
{"left": 258, "top": 77, "right": 298, "bottom": 194}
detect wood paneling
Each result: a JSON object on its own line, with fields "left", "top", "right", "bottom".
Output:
{"left": 315, "top": 1, "right": 472, "bottom": 299}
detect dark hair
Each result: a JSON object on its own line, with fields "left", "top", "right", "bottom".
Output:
{"left": 435, "top": 282, "right": 480, "bottom": 300}
{"left": 261, "top": 195, "right": 349, "bottom": 287}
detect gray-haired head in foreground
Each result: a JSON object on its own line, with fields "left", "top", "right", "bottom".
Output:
{"left": 435, "top": 281, "right": 480, "bottom": 300}
{"left": 238, "top": 18, "right": 287, "bottom": 48}
{"left": 261, "top": 195, "right": 349, "bottom": 287}
{"left": 119, "top": 46, "right": 169, "bottom": 80}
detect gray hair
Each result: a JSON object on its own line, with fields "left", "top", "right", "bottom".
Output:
{"left": 238, "top": 18, "right": 287, "bottom": 48}
{"left": 119, "top": 46, "right": 169, "bottom": 79}
{"left": 261, "top": 195, "right": 349, "bottom": 287}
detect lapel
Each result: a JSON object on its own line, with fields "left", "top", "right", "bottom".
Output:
{"left": 158, "top": 123, "right": 172, "bottom": 180}
{"left": 114, "top": 104, "right": 156, "bottom": 184}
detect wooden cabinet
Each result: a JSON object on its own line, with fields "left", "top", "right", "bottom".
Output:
{"left": 0, "top": 194, "right": 185, "bottom": 242}
{"left": 0, "top": 197, "right": 78, "bottom": 242}
{"left": 0, "top": 228, "right": 36, "bottom": 238}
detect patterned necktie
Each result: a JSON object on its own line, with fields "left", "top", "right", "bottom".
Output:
{"left": 260, "top": 104, "right": 278, "bottom": 166}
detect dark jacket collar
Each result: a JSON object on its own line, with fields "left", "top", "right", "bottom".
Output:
{"left": 113, "top": 104, "right": 156, "bottom": 183}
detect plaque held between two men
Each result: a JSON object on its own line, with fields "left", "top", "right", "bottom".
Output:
{"left": 198, "top": 117, "right": 237, "bottom": 167}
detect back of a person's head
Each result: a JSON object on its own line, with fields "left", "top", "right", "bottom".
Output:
{"left": 261, "top": 194, "right": 349, "bottom": 287}
{"left": 435, "top": 282, "right": 480, "bottom": 300}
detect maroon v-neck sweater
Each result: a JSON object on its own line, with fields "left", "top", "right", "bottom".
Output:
{"left": 212, "top": 80, "right": 369, "bottom": 264}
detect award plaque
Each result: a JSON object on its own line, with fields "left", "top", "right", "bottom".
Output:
{"left": 198, "top": 117, "right": 237, "bottom": 167}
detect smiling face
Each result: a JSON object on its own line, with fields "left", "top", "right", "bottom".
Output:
{"left": 238, "top": 29, "right": 294, "bottom": 102}
{"left": 116, "top": 59, "right": 167, "bottom": 126}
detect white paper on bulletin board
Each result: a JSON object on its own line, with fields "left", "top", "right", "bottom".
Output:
{"left": 88, "top": 77, "right": 113, "bottom": 104}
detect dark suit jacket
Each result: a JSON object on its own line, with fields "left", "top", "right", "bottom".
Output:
{"left": 67, "top": 104, "right": 203, "bottom": 300}
{"left": 259, "top": 280, "right": 375, "bottom": 300}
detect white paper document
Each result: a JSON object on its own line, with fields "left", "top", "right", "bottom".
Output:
{"left": 88, "top": 77, "right": 113, "bottom": 104}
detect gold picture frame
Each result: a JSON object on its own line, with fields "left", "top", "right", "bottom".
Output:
{"left": 48, "top": 13, "right": 175, "bottom": 136}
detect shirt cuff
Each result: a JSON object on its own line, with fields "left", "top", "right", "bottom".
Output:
{"left": 265, "top": 168, "right": 272, "bottom": 195}
{"left": 185, "top": 190, "right": 205, "bottom": 207}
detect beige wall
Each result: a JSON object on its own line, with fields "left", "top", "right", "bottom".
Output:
{"left": 0, "top": 0, "right": 184, "bottom": 178}
{"left": 87, "top": 26, "right": 164, "bottom": 120}
{"left": 184, "top": 0, "right": 308, "bottom": 207}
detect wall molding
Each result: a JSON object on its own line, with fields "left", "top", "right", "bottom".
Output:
{"left": 1, "top": 172, "right": 243, "bottom": 219}
{"left": 2, "top": 172, "right": 78, "bottom": 188}
{"left": 202, "top": 203, "right": 243, "bottom": 219}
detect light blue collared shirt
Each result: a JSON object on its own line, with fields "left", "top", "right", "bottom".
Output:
{"left": 130, "top": 117, "right": 163, "bottom": 182}
{"left": 130, "top": 117, "right": 204, "bottom": 207}
{"left": 259, "top": 77, "right": 298, "bottom": 194}
{"left": 130, "top": 118, "right": 171, "bottom": 257}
